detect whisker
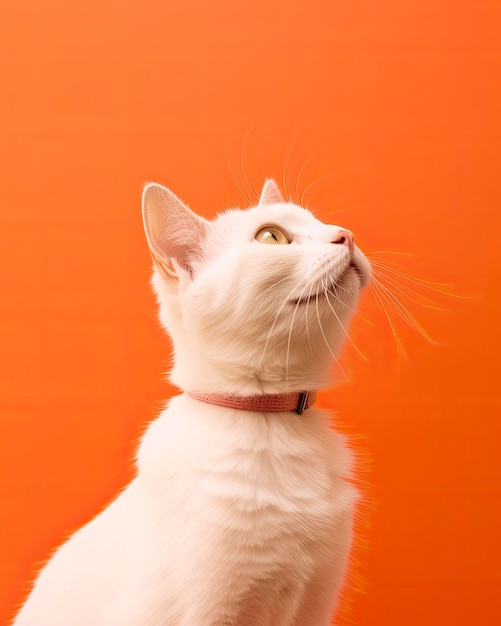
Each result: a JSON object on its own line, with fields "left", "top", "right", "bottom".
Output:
{"left": 300, "top": 172, "right": 336, "bottom": 208}
{"left": 368, "top": 259, "right": 410, "bottom": 270}
{"left": 240, "top": 129, "right": 258, "bottom": 201}
{"left": 326, "top": 282, "right": 374, "bottom": 325}
{"left": 324, "top": 285, "right": 360, "bottom": 316}
{"left": 295, "top": 143, "right": 330, "bottom": 205}
{"left": 315, "top": 283, "right": 348, "bottom": 381}
{"left": 371, "top": 268, "right": 445, "bottom": 310}
{"left": 369, "top": 282, "right": 407, "bottom": 357}
{"left": 285, "top": 279, "right": 314, "bottom": 388}
{"left": 260, "top": 269, "right": 312, "bottom": 367}
{"left": 372, "top": 277, "right": 436, "bottom": 343}
{"left": 366, "top": 250, "right": 417, "bottom": 257}
{"left": 262, "top": 269, "right": 308, "bottom": 292}
{"left": 304, "top": 281, "right": 316, "bottom": 357}
{"left": 314, "top": 192, "right": 343, "bottom": 214}
{"left": 369, "top": 260, "right": 460, "bottom": 296}
{"left": 223, "top": 143, "right": 252, "bottom": 205}
{"left": 316, "top": 207, "right": 348, "bottom": 221}
{"left": 321, "top": 278, "right": 368, "bottom": 361}
{"left": 282, "top": 134, "right": 296, "bottom": 203}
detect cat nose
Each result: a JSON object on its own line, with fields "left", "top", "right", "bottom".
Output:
{"left": 331, "top": 229, "right": 354, "bottom": 252}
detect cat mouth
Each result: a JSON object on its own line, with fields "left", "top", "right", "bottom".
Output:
{"left": 290, "top": 262, "right": 364, "bottom": 305}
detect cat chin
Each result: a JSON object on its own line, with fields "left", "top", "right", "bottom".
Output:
{"left": 348, "top": 260, "right": 366, "bottom": 284}
{"left": 289, "top": 265, "right": 364, "bottom": 306}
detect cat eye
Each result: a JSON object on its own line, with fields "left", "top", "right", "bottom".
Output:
{"left": 255, "top": 226, "right": 290, "bottom": 245}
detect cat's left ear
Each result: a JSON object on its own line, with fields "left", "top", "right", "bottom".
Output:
{"left": 142, "top": 182, "right": 209, "bottom": 278}
{"left": 259, "top": 179, "right": 284, "bottom": 205}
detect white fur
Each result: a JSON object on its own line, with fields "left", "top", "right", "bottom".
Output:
{"left": 14, "top": 180, "right": 370, "bottom": 626}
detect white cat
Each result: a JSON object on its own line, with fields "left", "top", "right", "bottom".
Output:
{"left": 13, "top": 179, "right": 371, "bottom": 626}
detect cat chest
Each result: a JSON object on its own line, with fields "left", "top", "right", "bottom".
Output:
{"left": 186, "top": 448, "right": 354, "bottom": 544}
{"left": 138, "top": 406, "right": 356, "bottom": 559}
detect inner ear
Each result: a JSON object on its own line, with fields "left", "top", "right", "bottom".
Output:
{"left": 142, "top": 182, "right": 209, "bottom": 277}
{"left": 150, "top": 252, "right": 178, "bottom": 281}
{"left": 259, "top": 179, "right": 284, "bottom": 205}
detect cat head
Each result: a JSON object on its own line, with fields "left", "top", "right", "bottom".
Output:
{"left": 142, "top": 180, "right": 370, "bottom": 394}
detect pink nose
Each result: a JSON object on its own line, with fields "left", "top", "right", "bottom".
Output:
{"left": 332, "top": 229, "right": 354, "bottom": 252}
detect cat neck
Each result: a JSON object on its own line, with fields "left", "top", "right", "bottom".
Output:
{"left": 170, "top": 349, "right": 335, "bottom": 397}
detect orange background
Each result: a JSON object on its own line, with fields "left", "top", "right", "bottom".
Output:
{"left": 1, "top": 1, "right": 500, "bottom": 624}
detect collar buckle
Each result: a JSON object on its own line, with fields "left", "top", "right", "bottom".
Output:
{"left": 296, "top": 391, "right": 310, "bottom": 415}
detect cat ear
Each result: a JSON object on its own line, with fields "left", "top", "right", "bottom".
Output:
{"left": 142, "top": 183, "right": 209, "bottom": 277}
{"left": 259, "top": 179, "right": 284, "bottom": 205}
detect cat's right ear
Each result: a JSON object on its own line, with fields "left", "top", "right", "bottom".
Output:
{"left": 142, "top": 183, "right": 209, "bottom": 279}
{"left": 259, "top": 179, "right": 284, "bottom": 205}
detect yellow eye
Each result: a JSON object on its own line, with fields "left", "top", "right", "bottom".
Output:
{"left": 255, "top": 226, "right": 289, "bottom": 245}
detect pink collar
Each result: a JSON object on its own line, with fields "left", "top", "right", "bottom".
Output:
{"left": 188, "top": 390, "right": 317, "bottom": 415}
